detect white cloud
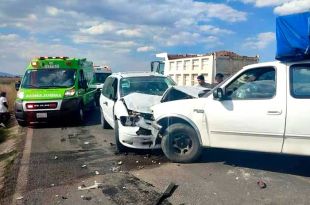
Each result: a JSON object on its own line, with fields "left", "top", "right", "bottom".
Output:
{"left": 239, "top": 0, "right": 290, "bottom": 7}
{"left": 27, "top": 14, "right": 37, "bottom": 21}
{"left": 80, "top": 22, "right": 116, "bottom": 35}
{"left": 238, "top": 0, "right": 310, "bottom": 15}
{"left": 46, "top": 6, "right": 60, "bottom": 16}
{"left": 199, "top": 25, "right": 234, "bottom": 34}
{"left": 243, "top": 32, "right": 275, "bottom": 49}
{"left": 137, "top": 46, "right": 155, "bottom": 52}
{"left": 0, "top": 33, "right": 19, "bottom": 41}
{"left": 116, "top": 29, "right": 142, "bottom": 37}
{"left": 204, "top": 3, "right": 247, "bottom": 22}
{"left": 274, "top": 0, "right": 310, "bottom": 15}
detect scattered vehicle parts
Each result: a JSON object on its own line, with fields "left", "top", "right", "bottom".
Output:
{"left": 154, "top": 182, "right": 178, "bottom": 205}
{"left": 78, "top": 181, "right": 103, "bottom": 191}
{"left": 257, "top": 179, "right": 267, "bottom": 189}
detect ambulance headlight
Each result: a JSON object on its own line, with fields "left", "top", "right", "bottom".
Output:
{"left": 64, "top": 88, "right": 76, "bottom": 97}
{"left": 17, "top": 91, "right": 24, "bottom": 99}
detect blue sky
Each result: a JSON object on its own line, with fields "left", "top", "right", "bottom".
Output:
{"left": 0, "top": 0, "right": 309, "bottom": 74}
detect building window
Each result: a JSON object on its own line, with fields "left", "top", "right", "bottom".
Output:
{"left": 202, "top": 58, "right": 209, "bottom": 70}
{"left": 191, "top": 74, "right": 198, "bottom": 86}
{"left": 169, "top": 62, "right": 175, "bottom": 71}
{"left": 184, "top": 60, "right": 190, "bottom": 70}
{"left": 176, "top": 74, "right": 181, "bottom": 84}
{"left": 176, "top": 61, "right": 182, "bottom": 71}
{"left": 192, "top": 59, "right": 199, "bottom": 70}
{"left": 183, "top": 74, "right": 190, "bottom": 86}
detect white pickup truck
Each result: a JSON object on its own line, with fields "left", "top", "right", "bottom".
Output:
{"left": 151, "top": 60, "right": 310, "bottom": 162}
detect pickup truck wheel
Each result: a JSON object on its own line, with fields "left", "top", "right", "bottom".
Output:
{"left": 162, "top": 123, "right": 202, "bottom": 163}
{"left": 100, "top": 109, "right": 110, "bottom": 129}
{"left": 114, "top": 120, "right": 127, "bottom": 153}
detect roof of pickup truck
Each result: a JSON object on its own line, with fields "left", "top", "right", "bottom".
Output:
{"left": 244, "top": 60, "right": 310, "bottom": 69}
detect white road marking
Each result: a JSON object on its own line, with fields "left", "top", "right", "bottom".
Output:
{"left": 12, "top": 128, "right": 33, "bottom": 204}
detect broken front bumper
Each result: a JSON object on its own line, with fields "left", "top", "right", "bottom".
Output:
{"left": 118, "top": 114, "right": 163, "bottom": 149}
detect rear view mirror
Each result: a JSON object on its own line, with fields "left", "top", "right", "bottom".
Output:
{"left": 15, "top": 82, "right": 21, "bottom": 91}
{"left": 213, "top": 88, "right": 224, "bottom": 100}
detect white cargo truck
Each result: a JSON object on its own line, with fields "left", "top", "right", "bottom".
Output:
{"left": 155, "top": 51, "right": 259, "bottom": 86}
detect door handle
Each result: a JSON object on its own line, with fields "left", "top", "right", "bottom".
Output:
{"left": 103, "top": 101, "right": 108, "bottom": 106}
{"left": 267, "top": 110, "right": 282, "bottom": 115}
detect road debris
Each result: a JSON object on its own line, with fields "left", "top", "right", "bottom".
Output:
{"left": 95, "top": 171, "right": 100, "bottom": 175}
{"left": 154, "top": 182, "right": 178, "bottom": 205}
{"left": 110, "top": 166, "right": 121, "bottom": 172}
{"left": 236, "top": 177, "right": 239, "bottom": 180}
{"left": 117, "top": 161, "right": 123, "bottom": 165}
{"left": 84, "top": 141, "right": 90, "bottom": 145}
{"left": 81, "top": 164, "right": 87, "bottom": 168}
{"left": 78, "top": 181, "right": 103, "bottom": 191}
{"left": 16, "top": 196, "right": 23, "bottom": 200}
{"left": 81, "top": 195, "right": 92, "bottom": 201}
{"left": 257, "top": 179, "right": 267, "bottom": 189}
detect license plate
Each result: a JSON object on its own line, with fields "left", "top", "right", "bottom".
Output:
{"left": 36, "top": 113, "right": 47, "bottom": 118}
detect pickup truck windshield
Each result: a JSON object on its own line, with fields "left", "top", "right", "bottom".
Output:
{"left": 21, "top": 69, "right": 76, "bottom": 88}
{"left": 120, "top": 76, "right": 175, "bottom": 97}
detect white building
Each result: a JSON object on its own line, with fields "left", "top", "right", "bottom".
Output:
{"left": 156, "top": 51, "right": 259, "bottom": 86}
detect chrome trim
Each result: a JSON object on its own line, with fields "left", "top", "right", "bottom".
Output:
{"left": 284, "top": 134, "right": 310, "bottom": 140}
{"left": 210, "top": 130, "right": 284, "bottom": 138}
{"left": 156, "top": 114, "right": 203, "bottom": 144}
{"left": 22, "top": 100, "right": 62, "bottom": 111}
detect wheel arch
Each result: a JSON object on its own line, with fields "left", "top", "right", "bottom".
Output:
{"left": 157, "top": 114, "right": 203, "bottom": 145}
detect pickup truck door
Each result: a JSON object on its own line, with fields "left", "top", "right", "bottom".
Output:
{"left": 205, "top": 65, "right": 286, "bottom": 152}
{"left": 283, "top": 63, "right": 310, "bottom": 155}
{"left": 100, "top": 77, "right": 118, "bottom": 128}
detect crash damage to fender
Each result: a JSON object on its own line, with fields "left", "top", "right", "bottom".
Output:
{"left": 119, "top": 87, "right": 211, "bottom": 148}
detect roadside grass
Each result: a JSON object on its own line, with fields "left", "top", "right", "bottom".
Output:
{"left": 0, "top": 129, "right": 8, "bottom": 143}
{"left": 0, "top": 77, "right": 19, "bottom": 112}
{"left": 0, "top": 125, "right": 23, "bottom": 202}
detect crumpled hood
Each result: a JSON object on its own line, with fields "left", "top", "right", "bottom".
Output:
{"left": 122, "top": 93, "right": 162, "bottom": 113}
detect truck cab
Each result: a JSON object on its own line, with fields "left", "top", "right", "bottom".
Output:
{"left": 151, "top": 60, "right": 310, "bottom": 162}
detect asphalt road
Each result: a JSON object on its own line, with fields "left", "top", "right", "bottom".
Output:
{"left": 3, "top": 108, "right": 310, "bottom": 205}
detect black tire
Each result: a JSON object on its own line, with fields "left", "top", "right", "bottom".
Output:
{"left": 76, "top": 104, "right": 85, "bottom": 124}
{"left": 100, "top": 108, "right": 110, "bottom": 129}
{"left": 17, "top": 120, "right": 27, "bottom": 127}
{"left": 114, "top": 120, "right": 127, "bottom": 153}
{"left": 161, "top": 123, "right": 202, "bottom": 163}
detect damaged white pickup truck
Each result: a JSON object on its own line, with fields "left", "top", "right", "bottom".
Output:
{"left": 150, "top": 61, "right": 310, "bottom": 162}
{"left": 99, "top": 72, "right": 176, "bottom": 152}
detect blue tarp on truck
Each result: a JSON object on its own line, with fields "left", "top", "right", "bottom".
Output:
{"left": 276, "top": 12, "right": 310, "bottom": 61}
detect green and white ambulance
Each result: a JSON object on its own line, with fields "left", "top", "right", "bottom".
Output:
{"left": 15, "top": 57, "right": 96, "bottom": 126}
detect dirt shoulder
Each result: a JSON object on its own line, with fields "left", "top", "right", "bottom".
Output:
{"left": 0, "top": 118, "right": 26, "bottom": 204}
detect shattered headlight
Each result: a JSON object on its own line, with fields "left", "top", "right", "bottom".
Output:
{"left": 120, "top": 115, "right": 140, "bottom": 126}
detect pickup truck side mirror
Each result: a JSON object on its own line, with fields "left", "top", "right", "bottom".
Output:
{"left": 213, "top": 88, "right": 224, "bottom": 100}
{"left": 15, "top": 82, "right": 21, "bottom": 91}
